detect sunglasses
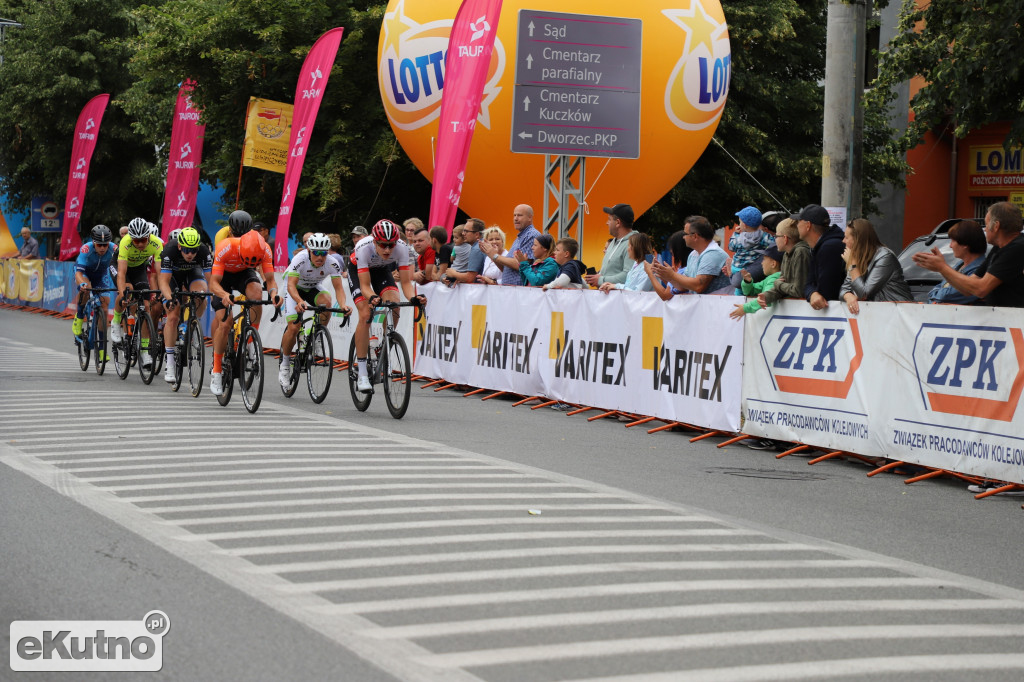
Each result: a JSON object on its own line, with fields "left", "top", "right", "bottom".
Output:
{"left": 310, "top": 249, "right": 328, "bottom": 257}
{"left": 132, "top": 237, "right": 149, "bottom": 244}
{"left": 180, "top": 246, "right": 198, "bottom": 254}
{"left": 375, "top": 241, "right": 396, "bottom": 249}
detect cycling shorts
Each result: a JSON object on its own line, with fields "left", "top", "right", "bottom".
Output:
{"left": 346, "top": 262, "right": 397, "bottom": 304}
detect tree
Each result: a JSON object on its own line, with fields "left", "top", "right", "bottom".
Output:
{"left": 0, "top": 0, "right": 164, "bottom": 230}
{"left": 869, "top": 0, "right": 1024, "bottom": 152}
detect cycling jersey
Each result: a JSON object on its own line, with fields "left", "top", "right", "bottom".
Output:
{"left": 117, "top": 233, "right": 164, "bottom": 268}
{"left": 76, "top": 241, "right": 114, "bottom": 277}
{"left": 212, "top": 235, "right": 274, "bottom": 276}
{"left": 285, "top": 250, "right": 343, "bottom": 290}
{"left": 350, "top": 235, "right": 410, "bottom": 273}
{"left": 213, "top": 225, "right": 232, "bottom": 248}
{"left": 161, "top": 242, "right": 213, "bottom": 274}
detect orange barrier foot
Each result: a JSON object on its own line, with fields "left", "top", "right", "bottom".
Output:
{"left": 717, "top": 433, "right": 752, "bottom": 448}
{"left": 531, "top": 400, "right": 558, "bottom": 410}
{"left": 433, "top": 382, "right": 457, "bottom": 392}
{"left": 567, "top": 406, "right": 593, "bottom": 416}
{"left": 586, "top": 410, "right": 619, "bottom": 422}
{"left": 807, "top": 450, "right": 845, "bottom": 465}
{"left": 463, "top": 387, "right": 487, "bottom": 397}
{"left": 903, "top": 469, "right": 945, "bottom": 484}
{"left": 480, "top": 391, "right": 508, "bottom": 401}
{"left": 512, "top": 395, "right": 543, "bottom": 407}
{"left": 867, "top": 460, "right": 906, "bottom": 477}
{"left": 690, "top": 430, "right": 722, "bottom": 443}
{"left": 776, "top": 444, "right": 811, "bottom": 459}
{"left": 974, "top": 483, "right": 1024, "bottom": 500}
{"left": 624, "top": 416, "right": 656, "bottom": 428}
{"left": 419, "top": 378, "right": 445, "bottom": 389}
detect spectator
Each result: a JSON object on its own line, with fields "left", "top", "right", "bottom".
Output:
{"left": 927, "top": 220, "right": 987, "bottom": 305}
{"left": 913, "top": 201, "right": 1024, "bottom": 308}
{"left": 410, "top": 226, "right": 436, "bottom": 284}
{"left": 293, "top": 231, "right": 313, "bottom": 258}
{"left": 254, "top": 221, "right": 270, "bottom": 243}
{"left": 543, "top": 237, "right": 587, "bottom": 290}
{"left": 403, "top": 217, "right": 423, "bottom": 272}
{"left": 477, "top": 226, "right": 508, "bottom": 285}
{"left": 645, "top": 230, "right": 688, "bottom": 300}
{"left": 429, "top": 225, "right": 452, "bottom": 282}
{"left": 729, "top": 206, "right": 773, "bottom": 291}
{"left": 796, "top": 204, "right": 846, "bottom": 310}
{"left": 350, "top": 225, "right": 368, "bottom": 250}
{"left": 839, "top": 218, "right": 912, "bottom": 314}
{"left": 327, "top": 233, "right": 347, "bottom": 272}
{"left": 730, "top": 244, "right": 783, "bottom": 320}
{"left": 480, "top": 204, "right": 542, "bottom": 285}
{"left": 599, "top": 232, "right": 656, "bottom": 293}
{"left": 449, "top": 224, "right": 470, "bottom": 274}
{"left": 650, "top": 215, "right": 731, "bottom": 297}
{"left": 446, "top": 218, "right": 487, "bottom": 284}
{"left": 584, "top": 204, "right": 637, "bottom": 288}
{"left": 758, "top": 218, "right": 811, "bottom": 308}
{"left": 17, "top": 227, "right": 39, "bottom": 259}
{"left": 516, "top": 233, "right": 558, "bottom": 286}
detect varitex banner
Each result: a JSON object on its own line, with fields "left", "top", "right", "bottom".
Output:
{"left": 742, "top": 300, "right": 1024, "bottom": 484}
{"left": 60, "top": 94, "right": 110, "bottom": 260}
{"left": 274, "top": 27, "right": 345, "bottom": 267}
{"left": 415, "top": 283, "right": 744, "bottom": 432}
{"left": 161, "top": 80, "right": 205, "bottom": 239}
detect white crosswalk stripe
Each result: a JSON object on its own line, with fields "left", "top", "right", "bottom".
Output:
{"left": 4, "top": 354, "right": 1024, "bottom": 682}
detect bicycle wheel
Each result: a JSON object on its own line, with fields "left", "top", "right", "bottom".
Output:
{"left": 134, "top": 310, "right": 157, "bottom": 385}
{"left": 307, "top": 327, "right": 334, "bottom": 404}
{"left": 347, "top": 337, "right": 372, "bottom": 412}
{"left": 93, "top": 307, "right": 107, "bottom": 376}
{"left": 382, "top": 332, "right": 412, "bottom": 419}
{"left": 186, "top": 318, "right": 205, "bottom": 397}
{"left": 113, "top": 319, "right": 130, "bottom": 379}
{"left": 217, "top": 353, "right": 234, "bottom": 406}
{"left": 77, "top": 311, "right": 91, "bottom": 371}
{"left": 281, "top": 336, "right": 302, "bottom": 398}
{"left": 171, "top": 330, "right": 185, "bottom": 392}
{"left": 239, "top": 326, "right": 265, "bottom": 413}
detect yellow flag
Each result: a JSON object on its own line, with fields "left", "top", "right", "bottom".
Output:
{"left": 242, "top": 97, "right": 293, "bottom": 173}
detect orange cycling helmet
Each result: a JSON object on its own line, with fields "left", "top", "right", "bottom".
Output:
{"left": 238, "top": 230, "right": 266, "bottom": 267}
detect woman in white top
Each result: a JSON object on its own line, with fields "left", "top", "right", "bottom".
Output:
{"left": 477, "top": 226, "right": 509, "bottom": 285}
{"left": 599, "top": 232, "right": 655, "bottom": 293}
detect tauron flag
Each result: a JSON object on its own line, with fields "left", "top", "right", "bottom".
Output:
{"left": 161, "top": 80, "right": 206, "bottom": 239}
{"left": 60, "top": 94, "right": 110, "bottom": 260}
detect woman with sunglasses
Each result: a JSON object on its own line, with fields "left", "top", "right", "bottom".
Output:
{"left": 278, "top": 233, "right": 352, "bottom": 388}
{"left": 157, "top": 227, "right": 213, "bottom": 383}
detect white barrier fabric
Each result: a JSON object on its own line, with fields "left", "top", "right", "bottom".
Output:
{"left": 414, "top": 283, "right": 744, "bottom": 432}
{"left": 742, "top": 300, "right": 1024, "bottom": 484}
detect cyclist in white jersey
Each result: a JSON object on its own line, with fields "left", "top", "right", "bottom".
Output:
{"left": 347, "top": 219, "right": 425, "bottom": 393}
{"left": 279, "top": 233, "right": 351, "bottom": 387}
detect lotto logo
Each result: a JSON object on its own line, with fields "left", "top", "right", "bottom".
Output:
{"left": 10, "top": 611, "right": 169, "bottom": 672}
{"left": 758, "top": 316, "right": 863, "bottom": 399}
{"left": 912, "top": 323, "right": 1024, "bottom": 422}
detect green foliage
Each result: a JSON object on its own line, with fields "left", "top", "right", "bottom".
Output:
{"left": 870, "top": 0, "right": 1024, "bottom": 151}
{"left": 0, "top": 0, "right": 162, "bottom": 229}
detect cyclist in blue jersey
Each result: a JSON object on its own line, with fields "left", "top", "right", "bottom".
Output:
{"left": 72, "top": 225, "right": 115, "bottom": 353}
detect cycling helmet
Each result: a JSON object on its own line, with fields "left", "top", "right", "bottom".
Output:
{"left": 306, "top": 232, "right": 331, "bottom": 250}
{"left": 178, "top": 227, "right": 201, "bottom": 249}
{"left": 238, "top": 230, "right": 266, "bottom": 266}
{"left": 127, "top": 217, "right": 149, "bottom": 239}
{"left": 371, "top": 219, "right": 399, "bottom": 244}
{"left": 168, "top": 229, "right": 181, "bottom": 244}
{"left": 90, "top": 224, "right": 112, "bottom": 244}
{"left": 148, "top": 222, "right": 160, "bottom": 237}
{"left": 228, "top": 210, "right": 253, "bottom": 237}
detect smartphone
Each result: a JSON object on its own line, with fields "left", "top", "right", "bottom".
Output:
{"left": 586, "top": 266, "right": 597, "bottom": 275}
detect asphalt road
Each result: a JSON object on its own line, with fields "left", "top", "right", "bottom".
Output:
{"left": 2, "top": 306, "right": 1024, "bottom": 682}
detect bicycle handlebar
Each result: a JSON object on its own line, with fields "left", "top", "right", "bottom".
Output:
{"left": 296, "top": 305, "right": 352, "bottom": 328}
{"left": 370, "top": 298, "right": 426, "bottom": 323}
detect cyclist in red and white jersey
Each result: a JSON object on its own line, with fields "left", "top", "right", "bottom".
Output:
{"left": 347, "top": 219, "right": 425, "bottom": 393}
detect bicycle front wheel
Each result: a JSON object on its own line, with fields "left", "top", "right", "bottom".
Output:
{"left": 93, "top": 307, "right": 107, "bottom": 376}
{"left": 239, "top": 326, "right": 265, "bottom": 413}
{"left": 113, "top": 319, "right": 130, "bottom": 379}
{"left": 186, "top": 319, "right": 205, "bottom": 397}
{"left": 382, "top": 332, "right": 412, "bottom": 419}
{"left": 347, "top": 337, "right": 372, "bottom": 412}
{"left": 134, "top": 311, "right": 157, "bottom": 385}
{"left": 307, "top": 327, "right": 334, "bottom": 404}
{"left": 77, "top": 312, "right": 91, "bottom": 371}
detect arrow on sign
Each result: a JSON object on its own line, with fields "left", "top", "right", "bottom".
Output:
{"left": 526, "top": 54, "right": 533, "bottom": 69}
{"left": 518, "top": 131, "right": 533, "bottom": 140}
{"left": 528, "top": 21, "right": 535, "bottom": 37}
{"left": 523, "top": 96, "right": 531, "bottom": 111}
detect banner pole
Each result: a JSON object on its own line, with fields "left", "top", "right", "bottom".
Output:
{"left": 236, "top": 99, "right": 252, "bottom": 210}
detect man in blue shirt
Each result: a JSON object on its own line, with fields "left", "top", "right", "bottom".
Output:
{"left": 480, "top": 204, "right": 542, "bottom": 286}
{"left": 72, "top": 225, "right": 115, "bottom": 341}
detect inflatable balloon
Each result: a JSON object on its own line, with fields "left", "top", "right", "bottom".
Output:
{"left": 378, "top": 0, "right": 731, "bottom": 266}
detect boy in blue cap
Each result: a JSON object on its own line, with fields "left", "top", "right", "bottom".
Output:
{"left": 729, "top": 205, "right": 773, "bottom": 293}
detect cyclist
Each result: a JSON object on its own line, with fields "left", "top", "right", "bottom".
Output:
{"left": 279, "top": 232, "right": 351, "bottom": 388}
{"left": 72, "top": 225, "right": 115, "bottom": 353}
{"left": 157, "top": 227, "right": 213, "bottom": 382}
{"left": 214, "top": 209, "right": 253, "bottom": 247}
{"left": 208, "top": 221, "right": 282, "bottom": 395}
{"left": 110, "top": 217, "right": 164, "bottom": 369}
{"left": 348, "top": 219, "right": 426, "bottom": 393}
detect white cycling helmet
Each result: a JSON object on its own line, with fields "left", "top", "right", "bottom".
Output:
{"left": 127, "top": 217, "right": 149, "bottom": 239}
{"left": 148, "top": 222, "right": 160, "bottom": 238}
{"left": 168, "top": 229, "right": 181, "bottom": 244}
{"left": 306, "top": 232, "right": 331, "bottom": 250}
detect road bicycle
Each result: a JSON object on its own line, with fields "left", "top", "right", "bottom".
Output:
{"left": 169, "top": 290, "right": 213, "bottom": 397}
{"left": 347, "top": 299, "right": 423, "bottom": 419}
{"left": 74, "top": 287, "right": 116, "bottom": 375}
{"left": 111, "top": 288, "right": 163, "bottom": 384}
{"left": 281, "top": 304, "right": 350, "bottom": 404}
{"left": 216, "top": 295, "right": 278, "bottom": 414}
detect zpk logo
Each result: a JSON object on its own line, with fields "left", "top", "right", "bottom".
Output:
{"left": 662, "top": 0, "right": 731, "bottom": 131}
{"left": 758, "top": 316, "right": 862, "bottom": 399}
{"left": 912, "top": 323, "right": 1024, "bottom": 422}
{"left": 378, "top": 0, "right": 505, "bottom": 130}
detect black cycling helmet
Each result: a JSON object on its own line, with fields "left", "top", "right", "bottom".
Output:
{"left": 90, "top": 224, "right": 112, "bottom": 244}
{"left": 228, "top": 210, "right": 253, "bottom": 237}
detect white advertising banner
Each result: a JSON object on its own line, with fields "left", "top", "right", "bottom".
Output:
{"left": 414, "top": 283, "right": 745, "bottom": 432}
{"left": 743, "top": 300, "right": 1024, "bottom": 484}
